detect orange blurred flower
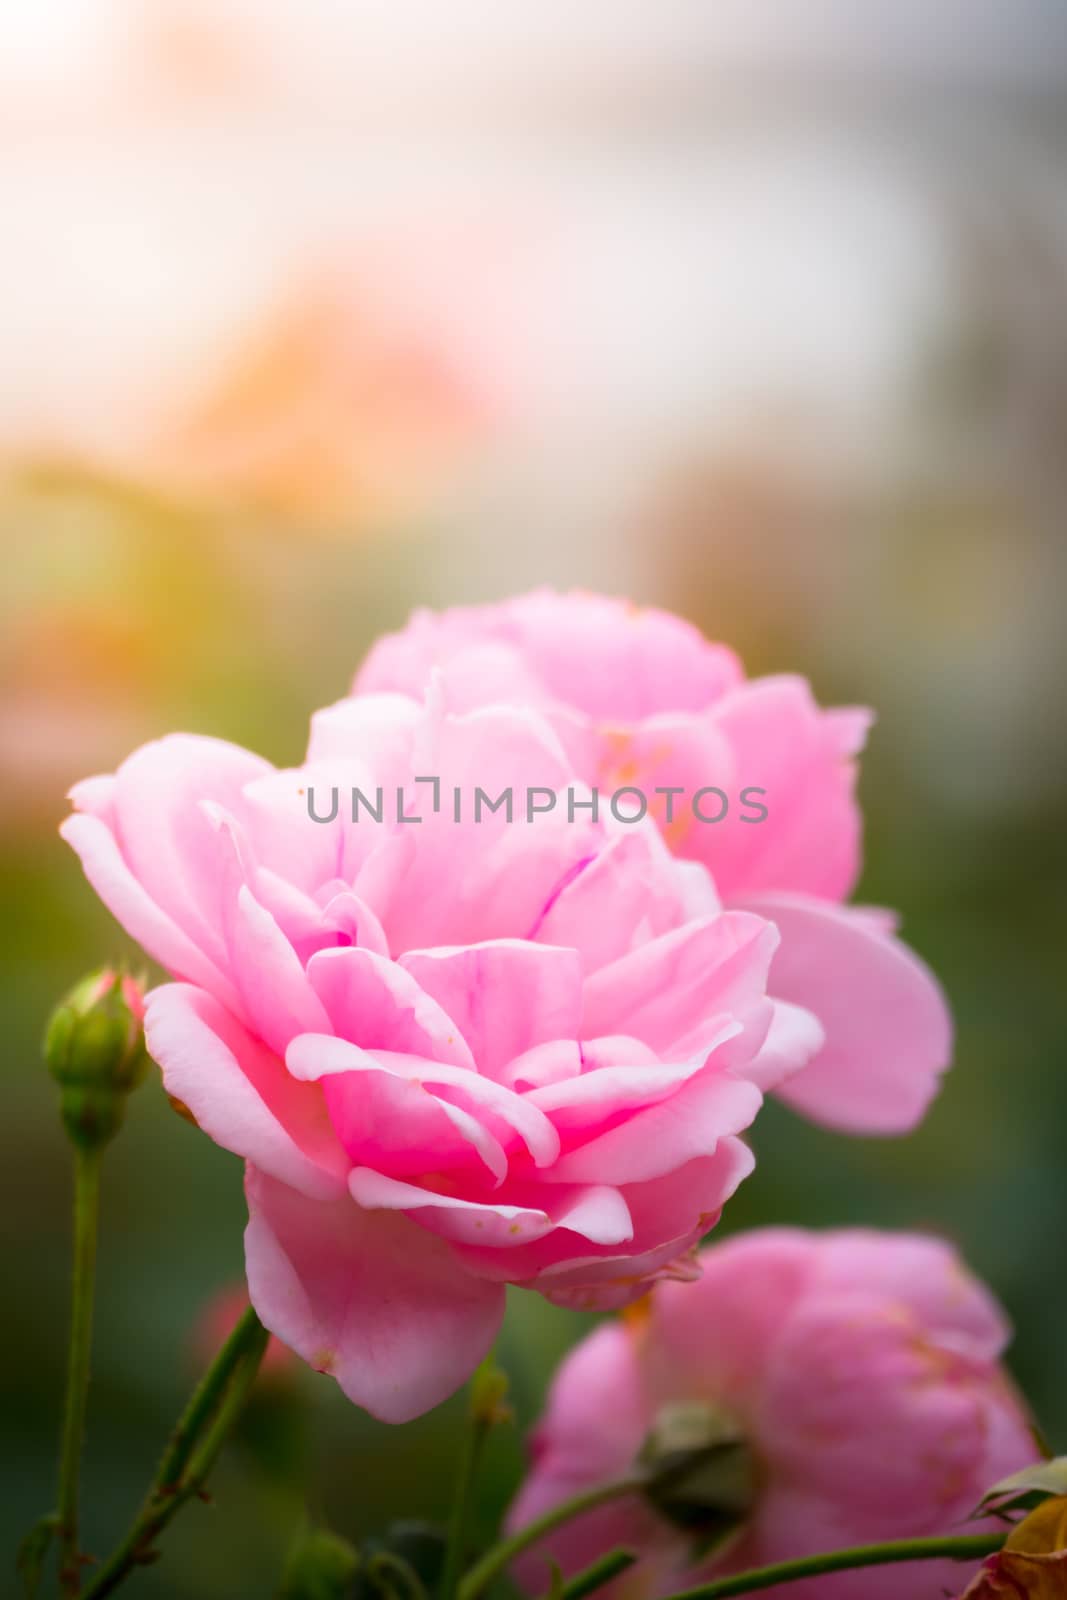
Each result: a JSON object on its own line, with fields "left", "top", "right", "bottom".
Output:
{"left": 147, "top": 265, "right": 496, "bottom": 524}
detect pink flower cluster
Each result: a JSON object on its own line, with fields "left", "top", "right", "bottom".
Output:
{"left": 62, "top": 591, "right": 952, "bottom": 1425}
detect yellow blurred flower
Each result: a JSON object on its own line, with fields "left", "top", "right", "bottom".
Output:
{"left": 962, "top": 1497, "right": 1067, "bottom": 1597}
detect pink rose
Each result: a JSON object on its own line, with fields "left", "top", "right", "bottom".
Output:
{"left": 62, "top": 692, "right": 819, "bottom": 1420}
{"left": 355, "top": 590, "right": 953, "bottom": 1133}
{"left": 508, "top": 1229, "right": 1036, "bottom": 1600}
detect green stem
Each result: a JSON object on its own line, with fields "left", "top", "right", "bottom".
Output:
{"left": 156, "top": 1303, "right": 266, "bottom": 1489}
{"left": 440, "top": 1368, "right": 499, "bottom": 1600}
{"left": 82, "top": 1306, "right": 270, "bottom": 1599}
{"left": 57, "top": 1145, "right": 103, "bottom": 1596}
{"left": 458, "top": 1475, "right": 645, "bottom": 1600}
{"left": 181, "top": 1318, "right": 270, "bottom": 1487}
{"left": 553, "top": 1549, "right": 637, "bottom": 1600}
{"left": 657, "top": 1532, "right": 1007, "bottom": 1599}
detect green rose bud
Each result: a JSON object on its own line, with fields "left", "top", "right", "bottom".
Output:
{"left": 277, "top": 1526, "right": 360, "bottom": 1600}
{"left": 640, "top": 1400, "right": 759, "bottom": 1551}
{"left": 45, "top": 968, "right": 149, "bottom": 1151}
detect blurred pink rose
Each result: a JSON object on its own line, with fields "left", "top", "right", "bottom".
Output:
{"left": 355, "top": 590, "right": 953, "bottom": 1133}
{"left": 508, "top": 1229, "right": 1036, "bottom": 1600}
{"left": 62, "top": 692, "right": 820, "bottom": 1421}
{"left": 191, "top": 1285, "right": 296, "bottom": 1382}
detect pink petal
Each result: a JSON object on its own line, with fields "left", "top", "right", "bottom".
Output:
{"left": 735, "top": 1000, "right": 826, "bottom": 1093}
{"left": 145, "top": 985, "right": 347, "bottom": 1199}
{"left": 587, "top": 710, "right": 738, "bottom": 859}
{"left": 60, "top": 813, "right": 243, "bottom": 1013}
{"left": 737, "top": 893, "right": 952, "bottom": 1133}
{"left": 324, "top": 1063, "right": 508, "bottom": 1182}
{"left": 496, "top": 1039, "right": 583, "bottom": 1092}
{"left": 645, "top": 1229, "right": 818, "bottom": 1412}
{"left": 347, "top": 833, "right": 416, "bottom": 931}
{"left": 505, "top": 1323, "right": 657, "bottom": 1591}
{"left": 107, "top": 733, "right": 272, "bottom": 965}
{"left": 323, "top": 889, "right": 389, "bottom": 944}
{"left": 67, "top": 773, "right": 117, "bottom": 819}
{"left": 707, "top": 1489, "right": 973, "bottom": 1600}
{"left": 235, "top": 767, "right": 355, "bottom": 899}
{"left": 547, "top": 1066, "right": 760, "bottom": 1185}
{"left": 244, "top": 1166, "right": 505, "bottom": 1422}
{"left": 286, "top": 1035, "right": 560, "bottom": 1168}
{"left": 508, "top": 590, "right": 743, "bottom": 718}
{"left": 526, "top": 1037, "right": 704, "bottom": 1144}
{"left": 811, "top": 1231, "right": 1012, "bottom": 1361}
{"left": 307, "top": 945, "right": 475, "bottom": 1069}
{"left": 223, "top": 886, "right": 331, "bottom": 1058}
{"left": 348, "top": 1168, "right": 633, "bottom": 1249}
{"left": 456, "top": 1143, "right": 754, "bottom": 1303}
{"left": 378, "top": 703, "right": 594, "bottom": 952}
{"left": 581, "top": 910, "right": 778, "bottom": 1062}
{"left": 354, "top": 591, "right": 744, "bottom": 720}
{"left": 306, "top": 692, "right": 423, "bottom": 773}
{"left": 760, "top": 1294, "right": 993, "bottom": 1534}
{"left": 531, "top": 827, "right": 718, "bottom": 973}
{"left": 618, "top": 1138, "right": 755, "bottom": 1256}
{"left": 399, "top": 941, "right": 583, "bottom": 1078}
{"left": 707, "top": 676, "right": 870, "bottom": 902}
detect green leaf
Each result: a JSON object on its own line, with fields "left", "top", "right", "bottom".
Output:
{"left": 369, "top": 1522, "right": 446, "bottom": 1593}
{"left": 974, "top": 1457, "right": 1067, "bottom": 1519}
{"left": 16, "top": 1513, "right": 59, "bottom": 1598}
{"left": 364, "top": 1551, "right": 428, "bottom": 1600}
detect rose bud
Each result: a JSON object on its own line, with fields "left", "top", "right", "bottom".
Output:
{"left": 277, "top": 1524, "right": 359, "bottom": 1599}
{"left": 45, "top": 968, "right": 148, "bottom": 1150}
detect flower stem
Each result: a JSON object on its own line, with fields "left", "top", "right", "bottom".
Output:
{"left": 458, "top": 1475, "right": 645, "bottom": 1600}
{"left": 440, "top": 1419, "right": 489, "bottom": 1600}
{"left": 656, "top": 1531, "right": 1008, "bottom": 1599}
{"left": 81, "top": 1305, "right": 270, "bottom": 1599}
{"left": 57, "top": 1144, "right": 103, "bottom": 1596}
{"left": 553, "top": 1549, "right": 637, "bottom": 1600}
{"left": 440, "top": 1359, "right": 506, "bottom": 1600}
{"left": 155, "top": 1303, "right": 266, "bottom": 1489}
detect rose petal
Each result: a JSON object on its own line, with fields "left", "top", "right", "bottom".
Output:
{"left": 60, "top": 813, "right": 242, "bottom": 1013}
{"left": 400, "top": 940, "right": 583, "bottom": 1078}
{"left": 145, "top": 985, "right": 347, "bottom": 1199}
{"left": 307, "top": 945, "right": 475, "bottom": 1069}
{"left": 581, "top": 910, "right": 777, "bottom": 1062}
{"left": 737, "top": 893, "right": 952, "bottom": 1133}
{"left": 244, "top": 1166, "right": 505, "bottom": 1422}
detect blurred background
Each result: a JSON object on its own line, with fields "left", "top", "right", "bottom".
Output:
{"left": 3, "top": 2, "right": 1067, "bottom": 1593}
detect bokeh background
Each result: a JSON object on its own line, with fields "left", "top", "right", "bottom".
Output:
{"left": 3, "top": 3, "right": 1067, "bottom": 1594}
